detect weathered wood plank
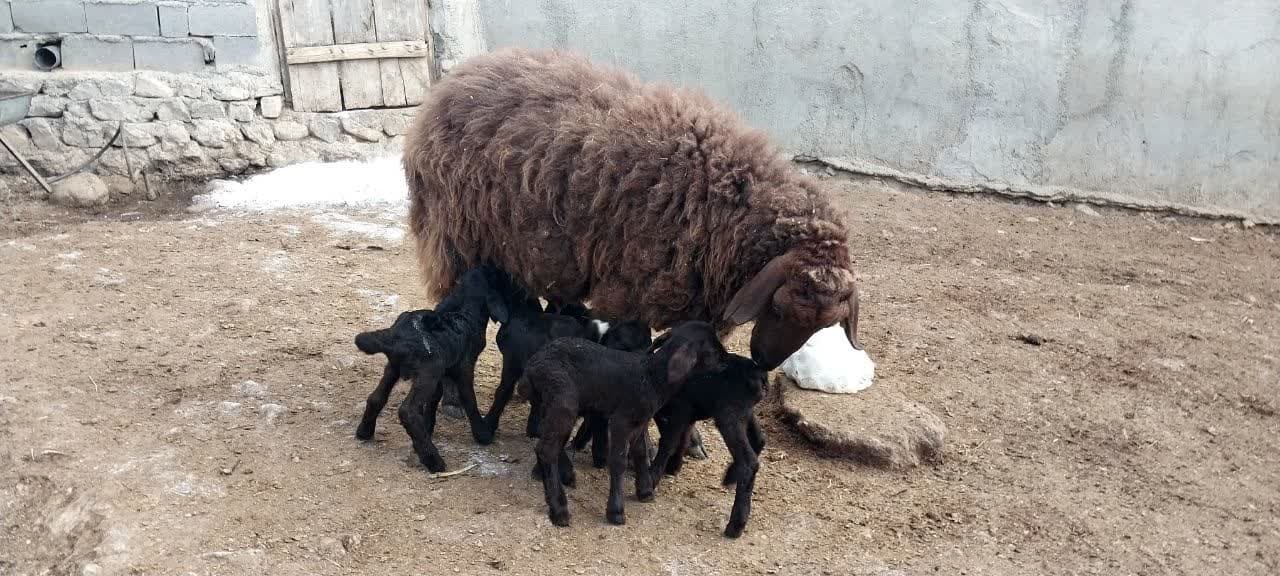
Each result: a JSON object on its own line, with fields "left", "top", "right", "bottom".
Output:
{"left": 285, "top": 41, "right": 429, "bottom": 64}
{"left": 331, "top": 0, "right": 382, "bottom": 110}
{"left": 371, "top": 0, "right": 429, "bottom": 107}
{"left": 279, "top": 0, "right": 342, "bottom": 113}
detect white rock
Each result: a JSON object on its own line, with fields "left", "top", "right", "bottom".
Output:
{"left": 260, "top": 96, "right": 283, "bottom": 119}
{"left": 235, "top": 380, "right": 266, "bottom": 398}
{"left": 258, "top": 403, "right": 287, "bottom": 424}
{"left": 51, "top": 173, "right": 109, "bottom": 207}
{"left": 780, "top": 324, "right": 875, "bottom": 394}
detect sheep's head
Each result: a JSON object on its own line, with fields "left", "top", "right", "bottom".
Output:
{"left": 723, "top": 251, "right": 863, "bottom": 370}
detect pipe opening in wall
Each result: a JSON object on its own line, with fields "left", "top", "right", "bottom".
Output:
{"left": 34, "top": 43, "right": 62, "bottom": 71}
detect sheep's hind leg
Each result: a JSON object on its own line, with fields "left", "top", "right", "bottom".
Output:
{"left": 356, "top": 361, "right": 400, "bottom": 441}
{"left": 439, "top": 383, "right": 465, "bottom": 420}
{"left": 605, "top": 420, "right": 636, "bottom": 525}
{"left": 535, "top": 408, "right": 575, "bottom": 527}
{"left": 630, "top": 430, "right": 654, "bottom": 502}
{"left": 397, "top": 376, "right": 447, "bottom": 473}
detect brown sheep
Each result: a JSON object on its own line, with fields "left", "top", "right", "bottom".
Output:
{"left": 404, "top": 48, "right": 863, "bottom": 369}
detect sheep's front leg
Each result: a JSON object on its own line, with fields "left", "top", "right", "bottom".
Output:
{"left": 397, "top": 377, "right": 447, "bottom": 473}
{"left": 356, "top": 361, "right": 400, "bottom": 441}
{"left": 605, "top": 420, "right": 636, "bottom": 525}
{"left": 449, "top": 360, "right": 494, "bottom": 445}
{"left": 483, "top": 358, "right": 522, "bottom": 435}
{"left": 648, "top": 406, "right": 694, "bottom": 490}
{"left": 746, "top": 414, "right": 766, "bottom": 455}
{"left": 630, "top": 430, "right": 654, "bottom": 502}
{"left": 716, "top": 417, "right": 760, "bottom": 539}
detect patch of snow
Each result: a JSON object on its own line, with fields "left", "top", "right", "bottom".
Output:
{"left": 310, "top": 211, "right": 405, "bottom": 243}
{"left": 781, "top": 324, "right": 876, "bottom": 394}
{"left": 194, "top": 157, "right": 408, "bottom": 212}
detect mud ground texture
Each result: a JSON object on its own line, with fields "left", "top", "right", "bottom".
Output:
{"left": 1, "top": 175, "right": 1277, "bottom": 576}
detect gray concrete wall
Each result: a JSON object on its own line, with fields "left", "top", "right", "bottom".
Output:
{"left": 444, "top": 0, "right": 1280, "bottom": 221}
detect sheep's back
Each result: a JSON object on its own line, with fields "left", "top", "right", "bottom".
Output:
{"left": 408, "top": 48, "right": 795, "bottom": 328}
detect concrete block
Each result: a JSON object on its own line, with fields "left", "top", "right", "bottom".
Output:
{"left": 157, "top": 3, "right": 188, "bottom": 37}
{"left": 86, "top": 2, "right": 160, "bottom": 36}
{"left": 134, "top": 39, "right": 206, "bottom": 73}
{"left": 213, "top": 35, "right": 258, "bottom": 69}
{"left": 0, "top": 38, "right": 38, "bottom": 70}
{"left": 61, "top": 36, "right": 135, "bottom": 71}
{"left": 11, "top": 1, "right": 86, "bottom": 33}
{"left": 188, "top": 4, "right": 255, "bottom": 37}
{"left": 0, "top": 3, "right": 14, "bottom": 34}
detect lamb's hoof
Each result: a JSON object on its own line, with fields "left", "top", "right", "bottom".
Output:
{"left": 354, "top": 424, "right": 375, "bottom": 441}
{"left": 420, "top": 453, "right": 447, "bottom": 473}
{"left": 549, "top": 510, "right": 571, "bottom": 527}
{"left": 472, "top": 428, "right": 495, "bottom": 446}
{"left": 606, "top": 510, "right": 626, "bottom": 525}
{"left": 562, "top": 471, "right": 577, "bottom": 488}
{"left": 440, "top": 404, "right": 466, "bottom": 420}
{"left": 637, "top": 490, "right": 655, "bottom": 503}
{"left": 724, "top": 521, "right": 746, "bottom": 539}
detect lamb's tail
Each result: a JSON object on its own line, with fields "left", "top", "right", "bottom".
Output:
{"left": 354, "top": 328, "right": 392, "bottom": 355}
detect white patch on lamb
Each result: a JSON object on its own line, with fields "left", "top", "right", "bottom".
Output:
{"left": 780, "top": 324, "right": 875, "bottom": 394}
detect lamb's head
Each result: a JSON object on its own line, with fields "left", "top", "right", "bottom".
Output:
{"left": 723, "top": 250, "right": 863, "bottom": 370}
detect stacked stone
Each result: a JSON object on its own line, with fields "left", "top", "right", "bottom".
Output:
{"left": 0, "top": 71, "right": 416, "bottom": 197}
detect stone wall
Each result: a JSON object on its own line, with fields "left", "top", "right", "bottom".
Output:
{"left": 1, "top": 70, "right": 411, "bottom": 198}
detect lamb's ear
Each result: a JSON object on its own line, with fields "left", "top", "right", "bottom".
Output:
{"left": 840, "top": 287, "right": 864, "bottom": 351}
{"left": 666, "top": 341, "right": 701, "bottom": 384}
{"left": 486, "top": 290, "right": 510, "bottom": 324}
{"left": 723, "top": 252, "right": 795, "bottom": 325}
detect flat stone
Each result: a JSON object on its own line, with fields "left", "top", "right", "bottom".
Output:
{"left": 156, "top": 100, "right": 190, "bottom": 122}
{"left": 134, "top": 73, "right": 174, "bottom": 98}
{"left": 272, "top": 121, "right": 308, "bottom": 141}
{"left": 776, "top": 373, "right": 945, "bottom": 469}
{"left": 51, "top": 173, "right": 109, "bottom": 207}
{"left": 309, "top": 116, "right": 340, "bottom": 143}
{"left": 340, "top": 115, "right": 383, "bottom": 142}
{"left": 229, "top": 101, "right": 255, "bottom": 122}
{"left": 259, "top": 96, "right": 283, "bottom": 119}
{"left": 241, "top": 122, "right": 275, "bottom": 145}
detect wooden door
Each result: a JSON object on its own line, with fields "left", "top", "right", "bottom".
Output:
{"left": 276, "top": 0, "right": 431, "bottom": 112}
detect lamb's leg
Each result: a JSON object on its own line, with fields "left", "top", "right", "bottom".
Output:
{"left": 630, "top": 430, "right": 654, "bottom": 502}
{"left": 525, "top": 389, "right": 542, "bottom": 438}
{"left": 605, "top": 420, "right": 635, "bottom": 525}
{"left": 569, "top": 414, "right": 593, "bottom": 451}
{"left": 649, "top": 406, "right": 694, "bottom": 489}
{"left": 483, "top": 357, "right": 521, "bottom": 435}
{"left": 716, "top": 417, "right": 760, "bottom": 539}
{"left": 355, "top": 361, "right": 400, "bottom": 441}
{"left": 746, "top": 414, "right": 766, "bottom": 455}
{"left": 666, "top": 425, "right": 694, "bottom": 477}
{"left": 450, "top": 361, "right": 494, "bottom": 445}
{"left": 535, "top": 408, "right": 575, "bottom": 527}
{"left": 397, "top": 376, "right": 447, "bottom": 473}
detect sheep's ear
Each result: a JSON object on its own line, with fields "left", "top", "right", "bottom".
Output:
{"left": 486, "top": 291, "right": 510, "bottom": 324}
{"left": 840, "top": 288, "right": 864, "bottom": 351}
{"left": 723, "top": 252, "right": 794, "bottom": 325}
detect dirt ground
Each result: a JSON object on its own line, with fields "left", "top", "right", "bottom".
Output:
{"left": 1, "top": 174, "right": 1277, "bottom": 576}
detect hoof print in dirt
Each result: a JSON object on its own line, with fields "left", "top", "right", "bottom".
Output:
{"left": 777, "top": 373, "right": 945, "bottom": 469}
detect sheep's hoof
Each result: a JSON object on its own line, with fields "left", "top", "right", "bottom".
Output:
{"left": 606, "top": 510, "right": 626, "bottom": 525}
{"left": 354, "top": 424, "right": 375, "bottom": 441}
{"left": 637, "top": 490, "right": 655, "bottom": 503}
{"left": 440, "top": 404, "right": 466, "bottom": 420}
{"left": 549, "top": 510, "right": 571, "bottom": 527}
{"left": 562, "top": 471, "right": 577, "bottom": 488}
{"left": 724, "top": 521, "right": 746, "bottom": 539}
{"left": 472, "top": 428, "right": 495, "bottom": 446}
{"left": 685, "top": 429, "right": 708, "bottom": 460}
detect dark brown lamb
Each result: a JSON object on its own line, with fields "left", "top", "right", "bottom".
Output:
{"left": 405, "top": 48, "right": 863, "bottom": 369}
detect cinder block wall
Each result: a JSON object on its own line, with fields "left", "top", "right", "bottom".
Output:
{"left": 1, "top": 1, "right": 417, "bottom": 200}
{"left": 2, "top": 0, "right": 259, "bottom": 71}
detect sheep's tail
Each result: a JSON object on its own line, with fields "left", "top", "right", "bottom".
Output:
{"left": 354, "top": 329, "right": 392, "bottom": 355}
